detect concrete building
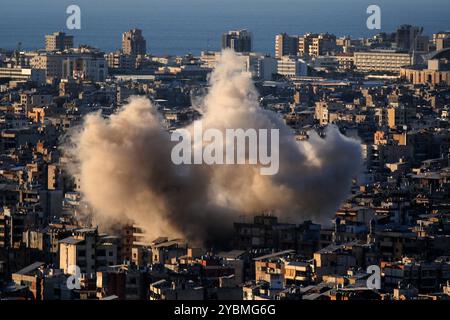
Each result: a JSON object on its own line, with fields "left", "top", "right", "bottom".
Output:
{"left": 298, "top": 33, "right": 315, "bottom": 57}
{"left": 96, "top": 265, "right": 146, "bottom": 300}
{"left": 436, "top": 37, "right": 450, "bottom": 51}
{"left": 311, "top": 55, "right": 339, "bottom": 71}
{"left": 313, "top": 244, "right": 358, "bottom": 280}
{"left": 149, "top": 279, "right": 204, "bottom": 300}
{"left": 62, "top": 54, "right": 107, "bottom": 82}
{"left": 0, "top": 67, "right": 46, "bottom": 84}
{"left": 382, "top": 258, "right": 450, "bottom": 292}
{"left": 244, "top": 53, "right": 277, "bottom": 81}
{"left": 59, "top": 232, "right": 96, "bottom": 275}
{"left": 234, "top": 216, "right": 320, "bottom": 257}
{"left": 20, "top": 91, "right": 53, "bottom": 113}
{"left": 151, "top": 238, "right": 186, "bottom": 264}
{"left": 59, "top": 228, "right": 119, "bottom": 275}
{"left": 284, "top": 261, "right": 314, "bottom": 286}
{"left": 222, "top": 29, "right": 252, "bottom": 53}
{"left": 354, "top": 50, "right": 412, "bottom": 73}
{"left": 11, "top": 262, "right": 70, "bottom": 300}
{"left": 277, "top": 56, "right": 308, "bottom": 77}
{"left": 122, "top": 29, "right": 147, "bottom": 56}
{"left": 314, "top": 101, "right": 341, "bottom": 125}
{"left": 387, "top": 105, "right": 416, "bottom": 129}
{"left": 395, "top": 25, "right": 428, "bottom": 53}
{"left": 433, "top": 31, "right": 450, "bottom": 51}
{"left": 106, "top": 51, "right": 135, "bottom": 72}
{"left": 30, "top": 53, "right": 65, "bottom": 80}
{"left": 335, "top": 53, "right": 355, "bottom": 72}
{"left": 199, "top": 51, "right": 276, "bottom": 81}
{"left": 299, "top": 33, "right": 336, "bottom": 58}
{"left": 45, "top": 32, "right": 74, "bottom": 52}
{"left": 0, "top": 207, "right": 25, "bottom": 250}
{"left": 400, "top": 49, "right": 450, "bottom": 85}
{"left": 275, "top": 33, "right": 299, "bottom": 59}
{"left": 254, "top": 250, "right": 295, "bottom": 289}
{"left": 200, "top": 51, "right": 222, "bottom": 69}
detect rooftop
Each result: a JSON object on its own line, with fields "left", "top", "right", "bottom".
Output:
{"left": 14, "top": 262, "right": 45, "bottom": 275}
{"left": 59, "top": 236, "right": 84, "bottom": 245}
{"left": 254, "top": 250, "right": 295, "bottom": 261}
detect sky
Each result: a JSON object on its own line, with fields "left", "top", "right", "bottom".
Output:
{"left": 0, "top": 0, "right": 449, "bottom": 55}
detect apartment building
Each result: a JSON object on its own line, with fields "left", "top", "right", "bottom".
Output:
{"left": 299, "top": 33, "right": 336, "bottom": 57}
{"left": 0, "top": 67, "right": 46, "bottom": 84}
{"left": 222, "top": 29, "right": 252, "bottom": 53}
{"left": 11, "top": 262, "right": 71, "bottom": 300}
{"left": 200, "top": 51, "right": 276, "bottom": 80}
{"left": 30, "top": 54, "right": 65, "bottom": 80}
{"left": 20, "top": 91, "right": 53, "bottom": 113}
{"left": 61, "top": 54, "right": 107, "bottom": 82}
{"left": 59, "top": 228, "right": 119, "bottom": 275}
{"left": 275, "top": 33, "right": 299, "bottom": 59}
{"left": 45, "top": 32, "right": 74, "bottom": 52}
{"left": 284, "top": 261, "right": 314, "bottom": 286}
{"left": 277, "top": 56, "right": 308, "bottom": 77}
{"left": 382, "top": 258, "right": 450, "bottom": 292}
{"left": 122, "top": 29, "right": 147, "bottom": 56}
{"left": 354, "top": 50, "right": 412, "bottom": 73}
{"left": 254, "top": 250, "right": 295, "bottom": 289}
{"left": 400, "top": 49, "right": 450, "bottom": 86}
{"left": 335, "top": 53, "right": 355, "bottom": 71}
{"left": 313, "top": 244, "right": 358, "bottom": 280}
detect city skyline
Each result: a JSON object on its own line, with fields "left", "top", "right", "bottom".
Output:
{"left": 1, "top": 0, "right": 450, "bottom": 55}
{"left": 0, "top": 0, "right": 450, "bottom": 308}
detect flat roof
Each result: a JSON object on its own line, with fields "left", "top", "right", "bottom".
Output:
{"left": 14, "top": 262, "right": 45, "bottom": 275}
{"left": 254, "top": 250, "right": 295, "bottom": 261}
{"left": 217, "top": 250, "right": 247, "bottom": 260}
{"left": 153, "top": 239, "right": 183, "bottom": 248}
{"left": 101, "top": 295, "right": 119, "bottom": 300}
{"left": 59, "top": 236, "right": 84, "bottom": 245}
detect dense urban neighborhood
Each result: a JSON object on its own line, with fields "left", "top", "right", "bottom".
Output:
{"left": 0, "top": 24, "right": 450, "bottom": 301}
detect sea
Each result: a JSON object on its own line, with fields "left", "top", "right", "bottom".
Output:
{"left": 0, "top": 0, "right": 449, "bottom": 56}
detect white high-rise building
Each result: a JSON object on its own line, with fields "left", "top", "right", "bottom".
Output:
{"left": 277, "top": 56, "right": 308, "bottom": 77}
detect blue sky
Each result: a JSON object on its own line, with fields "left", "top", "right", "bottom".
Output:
{"left": 1, "top": 0, "right": 448, "bottom": 54}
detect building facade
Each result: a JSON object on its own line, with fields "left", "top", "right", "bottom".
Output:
{"left": 275, "top": 33, "right": 299, "bottom": 59}
{"left": 277, "top": 56, "right": 308, "bottom": 77}
{"left": 354, "top": 50, "right": 412, "bottom": 73}
{"left": 122, "top": 29, "right": 147, "bottom": 56}
{"left": 222, "top": 30, "right": 252, "bottom": 53}
{"left": 45, "top": 32, "right": 74, "bottom": 52}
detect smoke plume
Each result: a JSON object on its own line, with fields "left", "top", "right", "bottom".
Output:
{"left": 67, "top": 50, "right": 362, "bottom": 247}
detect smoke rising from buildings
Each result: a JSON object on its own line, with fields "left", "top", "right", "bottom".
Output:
{"left": 67, "top": 50, "right": 362, "bottom": 247}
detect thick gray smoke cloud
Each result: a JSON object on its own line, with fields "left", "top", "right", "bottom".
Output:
{"left": 67, "top": 50, "right": 362, "bottom": 247}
